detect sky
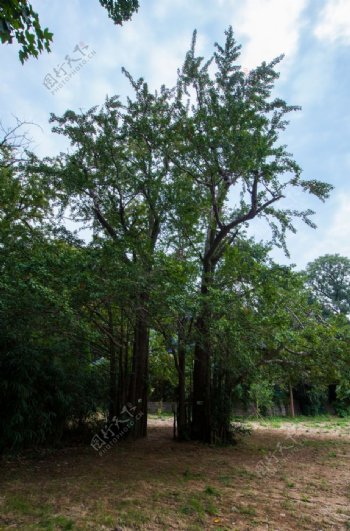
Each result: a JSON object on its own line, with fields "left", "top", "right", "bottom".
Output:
{"left": 0, "top": 0, "right": 349, "bottom": 269}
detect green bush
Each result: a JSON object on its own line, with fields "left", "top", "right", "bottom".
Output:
{"left": 0, "top": 340, "right": 108, "bottom": 453}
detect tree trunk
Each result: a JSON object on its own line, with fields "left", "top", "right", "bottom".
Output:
{"left": 191, "top": 263, "right": 212, "bottom": 442}
{"left": 191, "top": 255, "right": 233, "bottom": 443}
{"left": 128, "top": 295, "right": 149, "bottom": 438}
{"left": 191, "top": 313, "right": 211, "bottom": 442}
{"left": 107, "top": 305, "right": 118, "bottom": 421}
{"left": 117, "top": 311, "right": 125, "bottom": 415}
{"left": 177, "top": 325, "right": 188, "bottom": 440}
{"left": 289, "top": 382, "right": 295, "bottom": 418}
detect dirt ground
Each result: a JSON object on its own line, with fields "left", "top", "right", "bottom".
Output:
{"left": 1, "top": 417, "right": 350, "bottom": 530}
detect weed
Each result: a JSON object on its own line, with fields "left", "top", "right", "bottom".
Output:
{"left": 204, "top": 485, "right": 220, "bottom": 496}
{"left": 183, "top": 469, "right": 203, "bottom": 480}
{"left": 238, "top": 505, "right": 257, "bottom": 516}
{"left": 301, "top": 495, "right": 311, "bottom": 503}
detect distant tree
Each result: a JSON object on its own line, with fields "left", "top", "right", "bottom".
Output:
{"left": 306, "top": 254, "right": 350, "bottom": 315}
{"left": 0, "top": 0, "right": 139, "bottom": 63}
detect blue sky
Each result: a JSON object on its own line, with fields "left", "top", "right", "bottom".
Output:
{"left": 1, "top": 0, "right": 349, "bottom": 269}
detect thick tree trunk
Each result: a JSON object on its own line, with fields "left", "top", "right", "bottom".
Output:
{"left": 177, "top": 326, "right": 188, "bottom": 440}
{"left": 191, "top": 314, "right": 211, "bottom": 442}
{"left": 191, "top": 253, "right": 233, "bottom": 443}
{"left": 191, "top": 264, "right": 212, "bottom": 442}
{"left": 117, "top": 312, "right": 126, "bottom": 415}
{"left": 128, "top": 296, "right": 149, "bottom": 438}
{"left": 107, "top": 305, "right": 118, "bottom": 421}
{"left": 134, "top": 316, "right": 149, "bottom": 437}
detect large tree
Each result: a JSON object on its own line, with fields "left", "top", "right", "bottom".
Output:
{"left": 167, "top": 28, "right": 332, "bottom": 442}
{"left": 39, "top": 78, "right": 176, "bottom": 437}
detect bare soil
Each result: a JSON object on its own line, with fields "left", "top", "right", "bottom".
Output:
{"left": 1, "top": 418, "right": 350, "bottom": 530}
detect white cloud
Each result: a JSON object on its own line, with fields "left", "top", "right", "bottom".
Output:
{"left": 315, "top": 0, "right": 350, "bottom": 45}
{"left": 231, "top": 0, "right": 308, "bottom": 71}
{"left": 152, "top": 0, "right": 188, "bottom": 20}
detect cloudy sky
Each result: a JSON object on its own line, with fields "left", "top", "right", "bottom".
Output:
{"left": 1, "top": 0, "right": 349, "bottom": 269}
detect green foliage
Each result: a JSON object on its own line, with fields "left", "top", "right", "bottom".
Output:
{"left": 334, "top": 380, "right": 350, "bottom": 417}
{"left": 171, "top": 27, "right": 332, "bottom": 258}
{"left": 295, "top": 385, "right": 329, "bottom": 416}
{"left": 0, "top": 238, "right": 109, "bottom": 451}
{"left": 99, "top": 0, "right": 139, "bottom": 25}
{"left": 306, "top": 254, "right": 350, "bottom": 315}
{"left": 248, "top": 381, "right": 274, "bottom": 415}
{"left": 149, "top": 332, "right": 177, "bottom": 400}
{"left": 0, "top": 342, "right": 106, "bottom": 452}
{"left": 207, "top": 239, "right": 349, "bottom": 429}
{"left": 0, "top": 142, "right": 110, "bottom": 451}
{"left": 0, "top": 0, "right": 52, "bottom": 63}
{"left": 0, "top": 0, "right": 138, "bottom": 62}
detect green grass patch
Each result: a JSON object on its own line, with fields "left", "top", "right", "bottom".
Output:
{"left": 38, "top": 515, "right": 75, "bottom": 530}
{"left": 237, "top": 505, "right": 257, "bottom": 516}
{"left": 204, "top": 485, "right": 220, "bottom": 496}
{"left": 180, "top": 489, "right": 219, "bottom": 519}
{"left": 4, "top": 494, "right": 37, "bottom": 515}
{"left": 246, "top": 414, "right": 350, "bottom": 429}
{"left": 117, "top": 508, "right": 150, "bottom": 528}
{"left": 3, "top": 495, "right": 75, "bottom": 530}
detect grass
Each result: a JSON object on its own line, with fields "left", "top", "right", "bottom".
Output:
{"left": 180, "top": 489, "right": 219, "bottom": 519}
{"left": 2, "top": 494, "right": 75, "bottom": 529}
{"left": 218, "top": 475, "right": 233, "bottom": 486}
{"left": 234, "top": 467, "right": 257, "bottom": 479}
{"left": 204, "top": 485, "right": 220, "bottom": 496}
{"left": 246, "top": 414, "right": 350, "bottom": 429}
{"left": 281, "top": 498, "right": 295, "bottom": 511}
{"left": 148, "top": 411, "right": 174, "bottom": 420}
{"left": 301, "top": 495, "right": 311, "bottom": 503}
{"left": 183, "top": 468, "right": 204, "bottom": 480}
{"left": 4, "top": 494, "right": 37, "bottom": 515}
{"left": 117, "top": 508, "right": 151, "bottom": 528}
{"left": 237, "top": 505, "right": 257, "bottom": 516}
{"left": 1, "top": 416, "right": 350, "bottom": 530}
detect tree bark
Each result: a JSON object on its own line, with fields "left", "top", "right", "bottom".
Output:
{"left": 128, "top": 295, "right": 149, "bottom": 438}
{"left": 117, "top": 311, "right": 125, "bottom": 415}
{"left": 177, "top": 324, "right": 188, "bottom": 440}
{"left": 191, "top": 314, "right": 212, "bottom": 442}
{"left": 289, "top": 382, "right": 295, "bottom": 418}
{"left": 191, "top": 263, "right": 212, "bottom": 443}
{"left": 107, "top": 305, "right": 118, "bottom": 421}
